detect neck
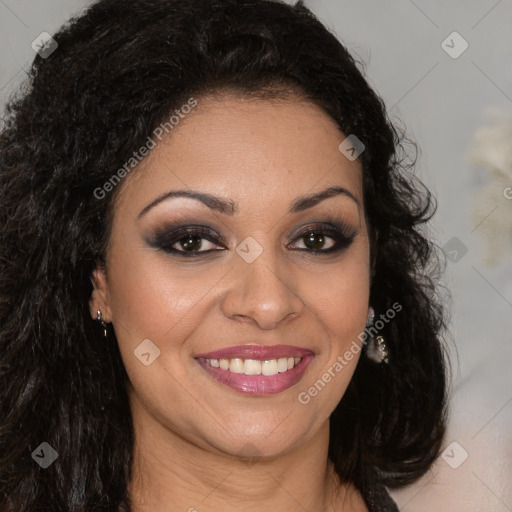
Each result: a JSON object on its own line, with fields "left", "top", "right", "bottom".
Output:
{"left": 126, "top": 397, "right": 362, "bottom": 512}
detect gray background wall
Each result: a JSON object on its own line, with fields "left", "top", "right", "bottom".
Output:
{"left": 1, "top": 1, "right": 511, "bottom": 510}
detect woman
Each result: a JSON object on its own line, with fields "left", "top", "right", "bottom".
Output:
{"left": 0, "top": 0, "right": 450, "bottom": 510}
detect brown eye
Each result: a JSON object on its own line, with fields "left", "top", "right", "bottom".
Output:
{"left": 289, "top": 223, "right": 357, "bottom": 254}
{"left": 148, "top": 226, "right": 225, "bottom": 256}
{"left": 300, "top": 231, "right": 336, "bottom": 251}
{"left": 173, "top": 233, "right": 215, "bottom": 252}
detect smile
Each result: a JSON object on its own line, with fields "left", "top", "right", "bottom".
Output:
{"left": 195, "top": 344, "right": 314, "bottom": 396}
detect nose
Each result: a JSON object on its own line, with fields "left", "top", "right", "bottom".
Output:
{"left": 220, "top": 250, "right": 305, "bottom": 330}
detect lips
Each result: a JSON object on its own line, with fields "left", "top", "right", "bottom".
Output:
{"left": 195, "top": 344, "right": 314, "bottom": 396}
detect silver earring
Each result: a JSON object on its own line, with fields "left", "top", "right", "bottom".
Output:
{"left": 365, "top": 306, "right": 389, "bottom": 364}
{"left": 96, "top": 310, "right": 108, "bottom": 339}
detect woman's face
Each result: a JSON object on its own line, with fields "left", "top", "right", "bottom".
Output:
{"left": 90, "top": 93, "right": 370, "bottom": 459}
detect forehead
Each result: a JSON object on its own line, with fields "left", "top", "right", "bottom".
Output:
{"left": 116, "top": 94, "right": 363, "bottom": 215}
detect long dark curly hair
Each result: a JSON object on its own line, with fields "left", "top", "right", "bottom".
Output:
{"left": 0, "top": 0, "right": 452, "bottom": 510}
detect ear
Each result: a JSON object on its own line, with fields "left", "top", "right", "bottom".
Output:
{"left": 89, "top": 263, "right": 112, "bottom": 322}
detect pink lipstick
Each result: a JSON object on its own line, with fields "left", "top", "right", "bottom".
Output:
{"left": 195, "top": 344, "right": 314, "bottom": 396}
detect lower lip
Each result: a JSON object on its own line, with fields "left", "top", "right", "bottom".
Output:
{"left": 196, "top": 356, "right": 314, "bottom": 396}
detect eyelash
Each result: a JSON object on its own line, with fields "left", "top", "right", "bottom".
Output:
{"left": 148, "top": 221, "right": 357, "bottom": 258}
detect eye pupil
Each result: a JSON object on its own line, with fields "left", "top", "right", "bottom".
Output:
{"left": 181, "top": 235, "right": 202, "bottom": 251}
{"left": 304, "top": 232, "right": 324, "bottom": 250}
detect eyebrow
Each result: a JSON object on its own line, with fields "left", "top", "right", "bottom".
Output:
{"left": 137, "top": 185, "right": 359, "bottom": 219}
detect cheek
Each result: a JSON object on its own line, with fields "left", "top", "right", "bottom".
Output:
{"left": 322, "top": 269, "right": 369, "bottom": 346}
{"left": 309, "top": 248, "right": 370, "bottom": 347}
{"left": 106, "top": 246, "right": 222, "bottom": 372}
{"left": 298, "top": 248, "right": 370, "bottom": 408}
{"left": 105, "top": 250, "right": 218, "bottom": 428}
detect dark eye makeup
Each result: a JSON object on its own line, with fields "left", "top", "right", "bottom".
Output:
{"left": 145, "top": 216, "right": 358, "bottom": 258}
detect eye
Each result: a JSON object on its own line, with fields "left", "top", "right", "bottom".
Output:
{"left": 288, "top": 224, "right": 356, "bottom": 254}
{"left": 148, "top": 226, "right": 225, "bottom": 256}
{"left": 292, "top": 230, "right": 336, "bottom": 251}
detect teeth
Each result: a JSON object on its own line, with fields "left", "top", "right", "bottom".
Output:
{"left": 244, "top": 359, "right": 262, "bottom": 375}
{"left": 229, "top": 358, "right": 244, "bottom": 373}
{"left": 262, "top": 359, "right": 278, "bottom": 376}
{"left": 207, "top": 357, "right": 303, "bottom": 375}
{"left": 277, "top": 357, "right": 288, "bottom": 373}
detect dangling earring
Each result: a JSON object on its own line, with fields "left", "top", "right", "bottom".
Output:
{"left": 96, "top": 309, "right": 108, "bottom": 339}
{"left": 365, "top": 306, "right": 389, "bottom": 364}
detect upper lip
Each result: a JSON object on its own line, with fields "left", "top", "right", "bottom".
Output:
{"left": 195, "top": 344, "right": 314, "bottom": 360}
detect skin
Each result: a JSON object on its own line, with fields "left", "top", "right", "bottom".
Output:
{"left": 90, "top": 93, "right": 370, "bottom": 512}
